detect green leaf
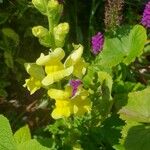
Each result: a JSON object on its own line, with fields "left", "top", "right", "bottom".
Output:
{"left": 123, "top": 25, "right": 147, "bottom": 65}
{"left": 124, "top": 124, "right": 150, "bottom": 150}
{"left": 119, "top": 87, "right": 150, "bottom": 123}
{"left": 17, "top": 139, "right": 50, "bottom": 150}
{"left": 120, "top": 121, "right": 141, "bottom": 145}
{"left": 98, "top": 71, "right": 113, "bottom": 117}
{"left": 83, "top": 64, "right": 111, "bottom": 87}
{"left": 83, "top": 66, "right": 95, "bottom": 87}
{"left": 0, "top": 115, "right": 17, "bottom": 150}
{"left": 100, "top": 115, "right": 124, "bottom": 146}
{"left": 96, "top": 25, "right": 147, "bottom": 68}
{"left": 113, "top": 81, "right": 145, "bottom": 111}
{"left": 2, "top": 28, "right": 19, "bottom": 46}
{"left": 4, "top": 51, "right": 14, "bottom": 68}
{"left": 114, "top": 121, "right": 141, "bottom": 150}
{"left": 98, "top": 71, "right": 113, "bottom": 97}
{"left": 0, "top": 12, "right": 9, "bottom": 24}
{"left": 113, "top": 144, "right": 125, "bottom": 150}
{"left": 14, "top": 125, "right": 31, "bottom": 145}
{"left": 96, "top": 37, "right": 125, "bottom": 67}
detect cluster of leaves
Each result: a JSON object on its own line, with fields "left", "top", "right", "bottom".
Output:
{"left": 0, "top": 0, "right": 48, "bottom": 99}
{"left": 0, "top": 115, "right": 49, "bottom": 150}
{"left": 82, "top": 24, "right": 150, "bottom": 150}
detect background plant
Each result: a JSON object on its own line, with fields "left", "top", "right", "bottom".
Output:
{"left": 1, "top": 0, "right": 150, "bottom": 150}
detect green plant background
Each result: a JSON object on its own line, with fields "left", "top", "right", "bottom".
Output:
{"left": 1, "top": 0, "right": 150, "bottom": 150}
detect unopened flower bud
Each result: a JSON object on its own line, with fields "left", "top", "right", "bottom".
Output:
{"left": 53, "top": 22, "right": 69, "bottom": 47}
{"left": 32, "top": 0, "right": 48, "bottom": 15}
{"left": 48, "top": 0, "right": 59, "bottom": 12}
{"left": 32, "top": 26, "right": 48, "bottom": 38}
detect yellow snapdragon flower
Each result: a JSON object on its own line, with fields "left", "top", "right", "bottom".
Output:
{"left": 64, "top": 44, "right": 87, "bottom": 78}
{"left": 24, "top": 77, "right": 42, "bottom": 95}
{"left": 36, "top": 48, "right": 73, "bottom": 86}
{"left": 48, "top": 86, "right": 91, "bottom": 119}
{"left": 36, "top": 48, "right": 65, "bottom": 65}
{"left": 23, "top": 63, "right": 45, "bottom": 94}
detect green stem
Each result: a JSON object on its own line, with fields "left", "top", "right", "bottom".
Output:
{"left": 48, "top": 15, "right": 54, "bottom": 32}
{"left": 74, "top": 0, "right": 78, "bottom": 42}
{"left": 47, "top": 13, "right": 55, "bottom": 49}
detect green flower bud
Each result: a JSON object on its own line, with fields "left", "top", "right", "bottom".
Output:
{"left": 32, "top": 26, "right": 48, "bottom": 38}
{"left": 47, "top": 0, "right": 63, "bottom": 26}
{"left": 48, "top": 0, "right": 59, "bottom": 12}
{"left": 32, "top": 0, "right": 48, "bottom": 15}
{"left": 32, "top": 26, "right": 53, "bottom": 47}
{"left": 53, "top": 22, "right": 69, "bottom": 47}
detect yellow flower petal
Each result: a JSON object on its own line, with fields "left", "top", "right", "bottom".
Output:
{"left": 64, "top": 44, "right": 87, "bottom": 78}
{"left": 73, "top": 58, "right": 87, "bottom": 78}
{"left": 23, "top": 77, "right": 42, "bottom": 95}
{"left": 64, "top": 44, "right": 83, "bottom": 67}
{"left": 48, "top": 87, "right": 72, "bottom": 100}
{"left": 36, "top": 48, "right": 65, "bottom": 66}
{"left": 51, "top": 100, "right": 72, "bottom": 119}
{"left": 48, "top": 86, "right": 91, "bottom": 119}
{"left": 42, "top": 66, "right": 73, "bottom": 86}
{"left": 72, "top": 97, "right": 91, "bottom": 115}
{"left": 45, "top": 62, "right": 64, "bottom": 74}
{"left": 24, "top": 63, "right": 45, "bottom": 80}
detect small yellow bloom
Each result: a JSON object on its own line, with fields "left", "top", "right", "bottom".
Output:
{"left": 23, "top": 77, "right": 42, "bottom": 95}
{"left": 24, "top": 63, "right": 45, "bottom": 94}
{"left": 24, "top": 63, "right": 45, "bottom": 80}
{"left": 42, "top": 64, "right": 73, "bottom": 86}
{"left": 36, "top": 48, "right": 73, "bottom": 86}
{"left": 73, "top": 58, "right": 87, "bottom": 78}
{"left": 48, "top": 86, "right": 91, "bottom": 119}
{"left": 53, "top": 22, "right": 69, "bottom": 47}
{"left": 36, "top": 48, "right": 65, "bottom": 66}
{"left": 64, "top": 44, "right": 87, "bottom": 78}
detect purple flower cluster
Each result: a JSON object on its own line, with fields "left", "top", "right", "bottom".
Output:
{"left": 141, "top": 1, "right": 150, "bottom": 28}
{"left": 70, "top": 79, "right": 82, "bottom": 97}
{"left": 91, "top": 32, "right": 104, "bottom": 55}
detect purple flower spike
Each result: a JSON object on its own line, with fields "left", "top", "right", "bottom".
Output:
{"left": 70, "top": 79, "right": 82, "bottom": 97}
{"left": 142, "top": 1, "right": 150, "bottom": 28}
{"left": 91, "top": 32, "right": 104, "bottom": 55}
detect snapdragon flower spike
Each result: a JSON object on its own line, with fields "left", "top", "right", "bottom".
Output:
{"left": 91, "top": 32, "right": 104, "bottom": 55}
{"left": 70, "top": 79, "right": 82, "bottom": 97}
{"left": 141, "top": 1, "right": 150, "bottom": 28}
